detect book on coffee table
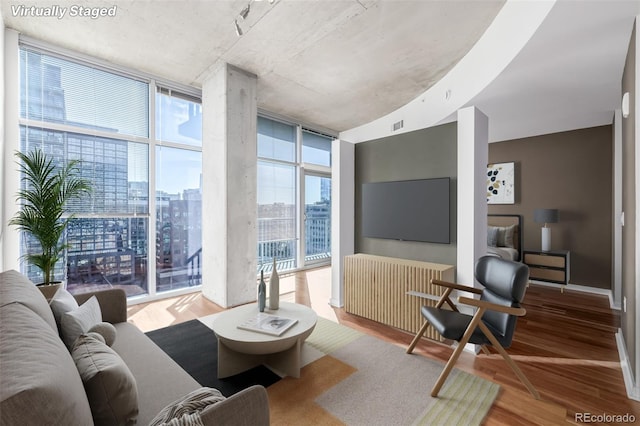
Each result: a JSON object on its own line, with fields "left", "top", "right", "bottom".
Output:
{"left": 237, "top": 313, "right": 298, "bottom": 336}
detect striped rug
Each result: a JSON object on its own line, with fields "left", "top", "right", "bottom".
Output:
{"left": 198, "top": 315, "right": 499, "bottom": 425}
{"left": 273, "top": 318, "right": 499, "bottom": 426}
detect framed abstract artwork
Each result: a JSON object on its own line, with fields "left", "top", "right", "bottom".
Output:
{"left": 487, "top": 162, "right": 515, "bottom": 204}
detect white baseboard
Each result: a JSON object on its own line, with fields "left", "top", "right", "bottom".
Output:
{"left": 615, "top": 329, "right": 640, "bottom": 401}
{"left": 529, "top": 280, "right": 618, "bottom": 309}
{"left": 329, "top": 297, "right": 343, "bottom": 308}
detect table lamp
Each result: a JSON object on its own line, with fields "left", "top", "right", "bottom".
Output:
{"left": 534, "top": 208, "right": 558, "bottom": 251}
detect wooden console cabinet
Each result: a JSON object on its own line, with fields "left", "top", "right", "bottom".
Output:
{"left": 344, "top": 254, "right": 454, "bottom": 340}
{"left": 523, "top": 250, "right": 570, "bottom": 285}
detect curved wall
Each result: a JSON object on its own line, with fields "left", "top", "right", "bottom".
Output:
{"left": 339, "top": 0, "right": 556, "bottom": 144}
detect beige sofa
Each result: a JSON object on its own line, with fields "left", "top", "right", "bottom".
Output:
{"left": 0, "top": 270, "right": 270, "bottom": 425}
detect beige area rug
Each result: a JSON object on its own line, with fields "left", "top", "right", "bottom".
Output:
{"left": 198, "top": 314, "right": 499, "bottom": 425}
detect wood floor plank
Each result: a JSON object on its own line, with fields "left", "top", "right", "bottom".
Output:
{"left": 132, "top": 270, "right": 640, "bottom": 425}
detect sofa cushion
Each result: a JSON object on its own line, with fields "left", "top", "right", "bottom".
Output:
{"left": 50, "top": 287, "right": 79, "bottom": 329}
{"left": 149, "top": 387, "right": 226, "bottom": 426}
{"left": 0, "top": 303, "right": 94, "bottom": 425}
{"left": 111, "top": 322, "right": 201, "bottom": 425}
{"left": 0, "top": 269, "right": 57, "bottom": 332}
{"left": 72, "top": 334, "right": 139, "bottom": 426}
{"left": 61, "top": 295, "right": 102, "bottom": 348}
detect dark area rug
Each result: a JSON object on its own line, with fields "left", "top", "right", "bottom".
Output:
{"left": 146, "top": 319, "right": 281, "bottom": 397}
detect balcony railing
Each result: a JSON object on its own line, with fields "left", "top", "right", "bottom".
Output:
{"left": 187, "top": 248, "right": 202, "bottom": 286}
{"left": 58, "top": 215, "right": 330, "bottom": 295}
{"left": 257, "top": 238, "right": 296, "bottom": 272}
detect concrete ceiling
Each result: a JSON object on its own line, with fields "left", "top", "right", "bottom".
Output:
{"left": 1, "top": 0, "right": 505, "bottom": 133}
{"left": 3, "top": 1, "right": 638, "bottom": 142}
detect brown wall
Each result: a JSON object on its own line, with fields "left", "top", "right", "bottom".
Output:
{"left": 488, "top": 126, "right": 613, "bottom": 289}
{"left": 621, "top": 22, "right": 637, "bottom": 382}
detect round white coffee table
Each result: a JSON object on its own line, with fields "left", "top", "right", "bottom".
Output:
{"left": 211, "top": 302, "right": 317, "bottom": 378}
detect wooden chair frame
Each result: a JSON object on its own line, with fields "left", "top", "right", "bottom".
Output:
{"left": 406, "top": 279, "right": 540, "bottom": 400}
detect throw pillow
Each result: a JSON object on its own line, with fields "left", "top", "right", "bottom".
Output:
{"left": 72, "top": 334, "right": 139, "bottom": 426}
{"left": 89, "top": 322, "right": 117, "bottom": 347}
{"left": 149, "top": 387, "right": 226, "bottom": 426}
{"left": 487, "top": 226, "right": 499, "bottom": 247}
{"left": 496, "top": 225, "right": 516, "bottom": 248}
{"left": 502, "top": 224, "right": 516, "bottom": 248}
{"left": 61, "top": 296, "right": 102, "bottom": 349}
{"left": 50, "top": 288, "right": 79, "bottom": 329}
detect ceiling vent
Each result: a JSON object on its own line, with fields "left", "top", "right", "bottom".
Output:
{"left": 392, "top": 120, "right": 404, "bottom": 131}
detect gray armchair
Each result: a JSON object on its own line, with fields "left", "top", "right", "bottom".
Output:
{"left": 406, "top": 256, "right": 540, "bottom": 399}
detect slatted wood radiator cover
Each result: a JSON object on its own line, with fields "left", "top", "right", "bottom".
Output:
{"left": 344, "top": 254, "right": 455, "bottom": 340}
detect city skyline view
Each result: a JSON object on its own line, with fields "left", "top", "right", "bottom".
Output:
{"left": 17, "top": 47, "right": 332, "bottom": 296}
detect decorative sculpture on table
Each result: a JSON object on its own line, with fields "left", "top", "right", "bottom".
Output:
{"left": 258, "top": 270, "right": 266, "bottom": 312}
{"left": 268, "top": 257, "right": 280, "bottom": 310}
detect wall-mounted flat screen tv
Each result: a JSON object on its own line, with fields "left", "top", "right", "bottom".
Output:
{"left": 361, "top": 177, "right": 450, "bottom": 244}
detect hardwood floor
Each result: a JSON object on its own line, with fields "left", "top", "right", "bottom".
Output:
{"left": 129, "top": 267, "right": 639, "bottom": 425}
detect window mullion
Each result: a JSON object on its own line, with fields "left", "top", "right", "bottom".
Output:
{"left": 148, "top": 80, "right": 158, "bottom": 298}
{"left": 18, "top": 118, "right": 151, "bottom": 145}
{"left": 296, "top": 125, "right": 304, "bottom": 269}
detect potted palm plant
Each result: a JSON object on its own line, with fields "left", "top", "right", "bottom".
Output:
{"left": 9, "top": 149, "right": 91, "bottom": 295}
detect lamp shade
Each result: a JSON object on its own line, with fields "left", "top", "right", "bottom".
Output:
{"left": 534, "top": 208, "right": 558, "bottom": 224}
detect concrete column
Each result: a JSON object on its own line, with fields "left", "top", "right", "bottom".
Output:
{"left": 456, "top": 106, "right": 488, "bottom": 287}
{"left": 330, "top": 139, "right": 355, "bottom": 307}
{"left": 201, "top": 64, "right": 257, "bottom": 308}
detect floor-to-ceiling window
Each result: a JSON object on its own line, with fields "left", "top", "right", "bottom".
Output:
{"left": 155, "top": 89, "right": 203, "bottom": 292}
{"left": 301, "top": 129, "right": 332, "bottom": 265}
{"left": 17, "top": 45, "right": 202, "bottom": 298}
{"left": 257, "top": 115, "right": 333, "bottom": 273}
{"left": 257, "top": 117, "right": 298, "bottom": 271}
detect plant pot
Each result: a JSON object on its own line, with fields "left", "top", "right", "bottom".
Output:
{"left": 37, "top": 282, "right": 64, "bottom": 301}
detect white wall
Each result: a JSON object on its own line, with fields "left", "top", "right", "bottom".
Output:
{"left": 456, "top": 107, "right": 488, "bottom": 287}
{"left": 2, "top": 29, "right": 20, "bottom": 273}
{"left": 614, "top": 109, "right": 623, "bottom": 309}
{"left": 330, "top": 139, "right": 355, "bottom": 307}
{"left": 0, "top": 17, "right": 5, "bottom": 272}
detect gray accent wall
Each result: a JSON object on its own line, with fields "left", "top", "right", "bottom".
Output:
{"left": 622, "top": 22, "right": 637, "bottom": 382}
{"left": 354, "top": 122, "right": 457, "bottom": 266}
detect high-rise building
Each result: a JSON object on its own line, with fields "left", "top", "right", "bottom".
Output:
{"left": 19, "top": 48, "right": 204, "bottom": 296}
{"left": 305, "top": 200, "right": 331, "bottom": 258}
{"left": 156, "top": 196, "right": 202, "bottom": 287}
{"left": 20, "top": 52, "right": 146, "bottom": 290}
